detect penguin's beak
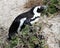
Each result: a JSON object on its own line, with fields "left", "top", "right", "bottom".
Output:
{"left": 42, "top": 5, "right": 48, "bottom": 10}
{"left": 44, "top": 6, "right": 47, "bottom": 9}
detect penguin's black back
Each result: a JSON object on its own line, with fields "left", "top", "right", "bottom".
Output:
{"left": 15, "top": 10, "right": 34, "bottom": 20}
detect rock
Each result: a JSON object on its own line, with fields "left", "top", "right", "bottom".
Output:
{"left": 42, "top": 15, "right": 60, "bottom": 48}
{"left": 0, "top": 0, "right": 29, "bottom": 29}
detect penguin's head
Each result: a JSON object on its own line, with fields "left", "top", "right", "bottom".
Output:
{"left": 31, "top": 5, "right": 47, "bottom": 14}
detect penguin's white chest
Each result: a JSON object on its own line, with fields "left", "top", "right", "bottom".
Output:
{"left": 30, "top": 18, "right": 40, "bottom": 24}
{"left": 30, "top": 15, "right": 40, "bottom": 24}
{"left": 17, "top": 18, "right": 26, "bottom": 32}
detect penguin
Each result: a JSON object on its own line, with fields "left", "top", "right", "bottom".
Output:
{"left": 8, "top": 6, "right": 46, "bottom": 40}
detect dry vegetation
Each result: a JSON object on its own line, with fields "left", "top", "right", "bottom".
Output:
{"left": 24, "top": 0, "right": 43, "bottom": 8}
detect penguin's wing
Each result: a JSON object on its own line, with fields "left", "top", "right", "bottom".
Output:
{"left": 24, "top": 19, "right": 32, "bottom": 26}
{"left": 30, "top": 16, "right": 40, "bottom": 21}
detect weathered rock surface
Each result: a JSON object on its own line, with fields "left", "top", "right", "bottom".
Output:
{"left": 41, "top": 15, "right": 60, "bottom": 48}
{"left": 0, "top": 0, "right": 28, "bottom": 29}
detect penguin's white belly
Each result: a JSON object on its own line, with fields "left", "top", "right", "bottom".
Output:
{"left": 30, "top": 18, "right": 40, "bottom": 24}
{"left": 17, "top": 18, "right": 26, "bottom": 32}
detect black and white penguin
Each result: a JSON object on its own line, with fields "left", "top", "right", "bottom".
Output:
{"left": 8, "top": 6, "right": 46, "bottom": 40}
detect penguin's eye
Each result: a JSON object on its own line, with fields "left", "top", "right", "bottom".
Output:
{"left": 37, "top": 7, "right": 44, "bottom": 13}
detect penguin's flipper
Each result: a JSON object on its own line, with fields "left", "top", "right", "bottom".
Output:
{"left": 8, "top": 20, "right": 20, "bottom": 40}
